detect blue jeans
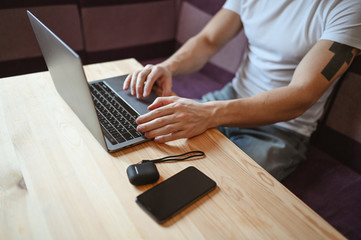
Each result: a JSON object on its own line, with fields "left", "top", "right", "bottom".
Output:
{"left": 201, "top": 83, "right": 309, "bottom": 181}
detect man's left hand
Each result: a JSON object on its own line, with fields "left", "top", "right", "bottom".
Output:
{"left": 136, "top": 96, "right": 214, "bottom": 143}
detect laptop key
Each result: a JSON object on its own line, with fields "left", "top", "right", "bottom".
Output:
{"left": 101, "top": 126, "right": 118, "bottom": 145}
{"left": 123, "top": 132, "right": 134, "bottom": 140}
{"left": 114, "top": 133, "right": 126, "bottom": 143}
{"left": 129, "top": 129, "right": 142, "bottom": 138}
{"left": 118, "top": 127, "right": 128, "bottom": 135}
{"left": 91, "top": 82, "right": 143, "bottom": 144}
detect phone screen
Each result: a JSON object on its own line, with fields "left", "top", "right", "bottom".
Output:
{"left": 136, "top": 166, "right": 217, "bottom": 223}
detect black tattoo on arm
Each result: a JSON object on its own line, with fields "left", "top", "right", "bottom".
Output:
{"left": 321, "top": 42, "right": 355, "bottom": 81}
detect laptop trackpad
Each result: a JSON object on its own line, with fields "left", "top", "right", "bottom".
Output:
{"left": 104, "top": 75, "right": 158, "bottom": 115}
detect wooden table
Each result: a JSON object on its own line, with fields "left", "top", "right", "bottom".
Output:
{"left": 0, "top": 59, "right": 344, "bottom": 239}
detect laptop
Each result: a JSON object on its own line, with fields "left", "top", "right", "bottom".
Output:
{"left": 27, "top": 11, "right": 157, "bottom": 152}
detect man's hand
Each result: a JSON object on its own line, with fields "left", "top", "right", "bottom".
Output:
{"left": 136, "top": 96, "right": 215, "bottom": 143}
{"left": 123, "top": 64, "right": 172, "bottom": 99}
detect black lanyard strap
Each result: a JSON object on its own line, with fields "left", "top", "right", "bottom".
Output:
{"left": 140, "top": 151, "right": 205, "bottom": 164}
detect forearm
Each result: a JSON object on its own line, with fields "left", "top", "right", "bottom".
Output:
{"left": 205, "top": 86, "right": 314, "bottom": 129}
{"left": 159, "top": 8, "right": 243, "bottom": 77}
{"left": 160, "top": 34, "right": 216, "bottom": 76}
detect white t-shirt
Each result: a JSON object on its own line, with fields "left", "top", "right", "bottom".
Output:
{"left": 223, "top": 0, "right": 361, "bottom": 136}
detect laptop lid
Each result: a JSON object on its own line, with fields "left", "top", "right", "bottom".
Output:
{"left": 27, "top": 10, "right": 109, "bottom": 150}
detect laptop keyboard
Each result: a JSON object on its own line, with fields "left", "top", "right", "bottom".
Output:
{"left": 90, "top": 82, "right": 143, "bottom": 145}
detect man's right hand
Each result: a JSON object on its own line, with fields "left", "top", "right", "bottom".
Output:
{"left": 123, "top": 64, "right": 173, "bottom": 99}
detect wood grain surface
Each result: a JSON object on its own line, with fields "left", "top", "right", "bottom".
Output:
{"left": 0, "top": 59, "right": 344, "bottom": 239}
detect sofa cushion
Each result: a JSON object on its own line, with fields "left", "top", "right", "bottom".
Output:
{"left": 311, "top": 125, "right": 361, "bottom": 175}
{"left": 172, "top": 68, "right": 227, "bottom": 99}
{"left": 283, "top": 145, "right": 361, "bottom": 240}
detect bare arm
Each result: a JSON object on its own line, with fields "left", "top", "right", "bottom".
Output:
{"left": 206, "top": 40, "right": 359, "bottom": 128}
{"left": 123, "top": 8, "right": 243, "bottom": 98}
{"left": 136, "top": 40, "right": 359, "bottom": 143}
{"left": 161, "top": 8, "right": 243, "bottom": 76}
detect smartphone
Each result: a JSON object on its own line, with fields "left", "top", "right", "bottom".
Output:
{"left": 136, "top": 166, "right": 217, "bottom": 223}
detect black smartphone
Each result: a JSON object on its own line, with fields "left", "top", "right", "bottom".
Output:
{"left": 136, "top": 166, "right": 217, "bottom": 223}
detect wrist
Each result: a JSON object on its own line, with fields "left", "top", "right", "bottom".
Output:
{"left": 203, "top": 101, "right": 223, "bottom": 129}
{"left": 159, "top": 60, "right": 177, "bottom": 77}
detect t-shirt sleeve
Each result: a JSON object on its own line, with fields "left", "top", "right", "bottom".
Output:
{"left": 223, "top": 0, "right": 241, "bottom": 15}
{"left": 321, "top": 0, "right": 361, "bottom": 50}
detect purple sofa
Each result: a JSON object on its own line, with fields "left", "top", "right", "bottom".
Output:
{"left": 1, "top": 0, "right": 360, "bottom": 239}
{"left": 168, "top": 2, "right": 361, "bottom": 239}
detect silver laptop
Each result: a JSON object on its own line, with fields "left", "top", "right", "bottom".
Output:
{"left": 27, "top": 11, "right": 157, "bottom": 152}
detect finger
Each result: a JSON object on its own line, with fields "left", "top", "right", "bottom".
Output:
{"left": 143, "top": 121, "right": 180, "bottom": 139}
{"left": 143, "top": 70, "right": 161, "bottom": 98}
{"left": 161, "top": 81, "right": 173, "bottom": 96}
{"left": 154, "top": 131, "right": 184, "bottom": 143}
{"left": 130, "top": 71, "right": 140, "bottom": 96}
{"left": 143, "top": 65, "right": 166, "bottom": 97}
{"left": 136, "top": 104, "right": 175, "bottom": 126}
{"left": 147, "top": 96, "right": 177, "bottom": 111}
{"left": 123, "top": 74, "right": 132, "bottom": 90}
{"left": 136, "top": 67, "right": 151, "bottom": 98}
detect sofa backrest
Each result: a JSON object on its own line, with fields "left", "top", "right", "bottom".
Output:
{"left": 311, "top": 56, "right": 361, "bottom": 174}
{"left": 78, "top": 0, "right": 178, "bottom": 64}
{"left": 1, "top": 0, "right": 247, "bottom": 80}
{"left": 0, "top": 1, "right": 83, "bottom": 78}
{"left": 0, "top": 0, "right": 178, "bottom": 78}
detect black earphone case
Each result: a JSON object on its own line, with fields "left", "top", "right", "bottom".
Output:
{"left": 126, "top": 162, "right": 160, "bottom": 186}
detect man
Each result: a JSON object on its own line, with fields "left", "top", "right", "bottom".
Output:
{"left": 123, "top": 0, "right": 361, "bottom": 180}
